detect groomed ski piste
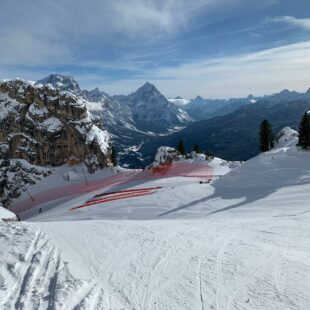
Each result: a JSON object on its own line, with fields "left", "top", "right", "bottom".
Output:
{"left": 1, "top": 129, "right": 310, "bottom": 310}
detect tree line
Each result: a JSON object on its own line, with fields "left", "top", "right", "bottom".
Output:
{"left": 177, "top": 111, "right": 310, "bottom": 160}
{"left": 111, "top": 112, "right": 310, "bottom": 167}
{"left": 259, "top": 111, "right": 310, "bottom": 152}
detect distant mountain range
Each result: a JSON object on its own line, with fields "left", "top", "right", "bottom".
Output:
{"left": 36, "top": 74, "right": 310, "bottom": 167}
{"left": 180, "top": 95, "right": 259, "bottom": 120}
{"left": 36, "top": 75, "right": 193, "bottom": 167}
{"left": 140, "top": 97, "right": 310, "bottom": 165}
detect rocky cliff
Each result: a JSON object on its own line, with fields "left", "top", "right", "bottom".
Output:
{"left": 0, "top": 79, "right": 112, "bottom": 207}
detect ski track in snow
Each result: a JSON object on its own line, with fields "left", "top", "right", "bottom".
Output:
{"left": 2, "top": 215, "right": 310, "bottom": 310}
{"left": 2, "top": 141, "right": 310, "bottom": 309}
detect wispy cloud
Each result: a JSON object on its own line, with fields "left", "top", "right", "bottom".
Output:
{"left": 268, "top": 16, "right": 310, "bottom": 30}
{"left": 1, "top": 0, "right": 309, "bottom": 99}
{"left": 0, "top": 0, "right": 273, "bottom": 66}
{"left": 0, "top": 0, "right": 218, "bottom": 66}
{"left": 94, "top": 41, "right": 310, "bottom": 98}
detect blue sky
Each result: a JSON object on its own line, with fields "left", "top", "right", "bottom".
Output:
{"left": 0, "top": 0, "right": 310, "bottom": 98}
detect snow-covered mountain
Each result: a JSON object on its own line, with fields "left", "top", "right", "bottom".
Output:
{"left": 36, "top": 74, "right": 81, "bottom": 94}
{"left": 262, "top": 88, "right": 310, "bottom": 103}
{"left": 168, "top": 96, "right": 191, "bottom": 106}
{"left": 82, "top": 87, "right": 110, "bottom": 102}
{"left": 37, "top": 75, "right": 193, "bottom": 167}
{"left": 112, "top": 82, "right": 192, "bottom": 133}
{"left": 183, "top": 94, "right": 260, "bottom": 120}
{"left": 140, "top": 94, "right": 310, "bottom": 165}
{"left": 34, "top": 74, "right": 310, "bottom": 169}
{"left": 183, "top": 88, "right": 310, "bottom": 121}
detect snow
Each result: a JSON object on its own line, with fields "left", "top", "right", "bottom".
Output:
{"left": 0, "top": 93, "right": 22, "bottom": 121}
{"left": 39, "top": 117, "right": 64, "bottom": 133}
{"left": 85, "top": 101, "right": 104, "bottom": 111}
{"left": 153, "top": 146, "right": 179, "bottom": 166}
{"left": 2, "top": 129, "right": 310, "bottom": 309}
{"left": 277, "top": 126, "right": 299, "bottom": 144}
{"left": 86, "top": 125, "right": 110, "bottom": 153}
{"left": 168, "top": 97, "right": 191, "bottom": 105}
{"left": 0, "top": 205, "right": 15, "bottom": 220}
{"left": 8, "top": 132, "right": 39, "bottom": 145}
{"left": 28, "top": 104, "right": 49, "bottom": 117}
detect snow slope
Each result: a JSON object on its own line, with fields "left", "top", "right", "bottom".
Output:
{"left": 0, "top": 205, "right": 15, "bottom": 219}
{"left": 168, "top": 97, "right": 191, "bottom": 106}
{"left": 2, "top": 132, "right": 310, "bottom": 309}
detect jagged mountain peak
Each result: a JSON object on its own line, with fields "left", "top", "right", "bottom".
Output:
{"left": 192, "top": 95, "right": 205, "bottom": 102}
{"left": 82, "top": 87, "right": 110, "bottom": 103}
{"left": 36, "top": 74, "right": 81, "bottom": 94}
{"left": 133, "top": 82, "right": 161, "bottom": 97}
{"left": 276, "top": 89, "right": 299, "bottom": 97}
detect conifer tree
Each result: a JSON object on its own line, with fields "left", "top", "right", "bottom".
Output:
{"left": 177, "top": 139, "right": 186, "bottom": 155}
{"left": 259, "top": 119, "right": 274, "bottom": 152}
{"left": 111, "top": 146, "right": 117, "bottom": 166}
{"left": 298, "top": 112, "right": 310, "bottom": 149}
{"left": 193, "top": 144, "right": 201, "bottom": 153}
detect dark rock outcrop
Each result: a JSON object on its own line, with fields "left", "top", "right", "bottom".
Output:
{"left": 0, "top": 79, "right": 111, "bottom": 169}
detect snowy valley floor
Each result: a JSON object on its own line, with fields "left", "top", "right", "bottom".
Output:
{"left": 2, "top": 143, "right": 310, "bottom": 309}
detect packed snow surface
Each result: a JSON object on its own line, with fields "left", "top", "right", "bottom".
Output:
{"left": 0, "top": 205, "right": 15, "bottom": 219}
{"left": 2, "top": 132, "right": 310, "bottom": 309}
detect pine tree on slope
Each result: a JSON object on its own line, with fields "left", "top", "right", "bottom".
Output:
{"left": 111, "top": 146, "right": 117, "bottom": 166}
{"left": 177, "top": 139, "right": 186, "bottom": 155}
{"left": 259, "top": 119, "right": 274, "bottom": 152}
{"left": 298, "top": 112, "right": 310, "bottom": 149}
{"left": 193, "top": 144, "right": 201, "bottom": 154}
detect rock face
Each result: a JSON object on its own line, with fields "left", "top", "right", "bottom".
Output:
{"left": 0, "top": 160, "right": 52, "bottom": 208}
{"left": 0, "top": 79, "right": 112, "bottom": 206}
{"left": 36, "top": 74, "right": 81, "bottom": 94}
{"left": 113, "top": 82, "right": 192, "bottom": 133}
{"left": 36, "top": 75, "right": 193, "bottom": 168}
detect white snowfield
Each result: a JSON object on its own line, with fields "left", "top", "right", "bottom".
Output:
{"left": 2, "top": 130, "right": 310, "bottom": 309}
{"left": 0, "top": 205, "right": 15, "bottom": 219}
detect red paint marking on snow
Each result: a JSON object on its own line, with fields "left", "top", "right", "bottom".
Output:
{"left": 70, "top": 191, "right": 156, "bottom": 211}
{"left": 10, "top": 161, "right": 215, "bottom": 215}
{"left": 10, "top": 170, "right": 138, "bottom": 214}
{"left": 84, "top": 189, "right": 157, "bottom": 206}
{"left": 92, "top": 186, "right": 162, "bottom": 199}
{"left": 76, "top": 187, "right": 162, "bottom": 208}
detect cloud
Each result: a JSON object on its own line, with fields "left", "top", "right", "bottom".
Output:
{"left": 93, "top": 41, "right": 310, "bottom": 98}
{"left": 3, "top": 39, "right": 309, "bottom": 100}
{"left": 269, "top": 16, "right": 310, "bottom": 30}
{"left": 0, "top": 32, "right": 72, "bottom": 66}
{"left": 0, "top": 0, "right": 269, "bottom": 66}
{"left": 0, "top": 0, "right": 214, "bottom": 66}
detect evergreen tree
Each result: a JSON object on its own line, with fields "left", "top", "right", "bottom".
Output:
{"left": 193, "top": 144, "right": 201, "bottom": 153}
{"left": 298, "top": 112, "right": 310, "bottom": 149}
{"left": 111, "top": 146, "right": 117, "bottom": 166}
{"left": 177, "top": 139, "right": 186, "bottom": 155}
{"left": 259, "top": 119, "right": 274, "bottom": 152}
